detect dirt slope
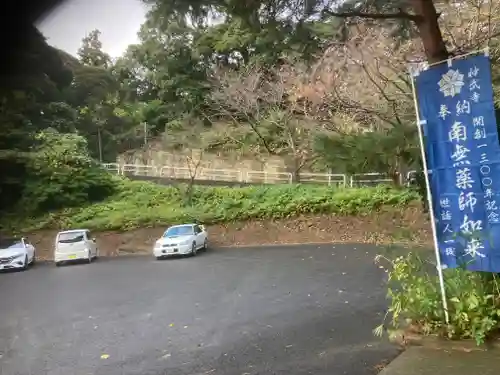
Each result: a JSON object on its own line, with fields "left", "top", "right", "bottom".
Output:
{"left": 27, "top": 206, "right": 431, "bottom": 260}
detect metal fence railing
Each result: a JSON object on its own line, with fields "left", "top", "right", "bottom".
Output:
{"left": 101, "top": 163, "right": 417, "bottom": 187}
{"left": 349, "top": 173, "right": 395, "bottom": 187}
{"left": 245, "top": 171, "right": 293, "bottom": 184}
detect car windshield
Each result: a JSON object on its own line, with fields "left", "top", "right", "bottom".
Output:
{"left": 0, "top": 238, "right": 23, "bottom": 249}
{"left": 163, "top": 226, "right": 194, "bottom": 237}
{"left": 57, "top": 232, "right": 85, "bottom": 243}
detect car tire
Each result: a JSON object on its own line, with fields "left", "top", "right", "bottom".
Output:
{"left": 191, "top": 242, "right": 197, "bottom": 256}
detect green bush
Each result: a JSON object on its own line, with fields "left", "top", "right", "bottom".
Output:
{"left": 374, "top": 251, "right": 500, "bottom": 345}
{"left": 10, "top": 180, "right": 419, "bottom": 231}
{"left": 20, "top": 129, "right": 116, "bottom": 213}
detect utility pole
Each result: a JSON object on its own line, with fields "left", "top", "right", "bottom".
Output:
{"left": 97, "top": 126, "right": 103, "bottom": 162}
{"left": 143, "top": 122, "right": 147, "bottom": 146}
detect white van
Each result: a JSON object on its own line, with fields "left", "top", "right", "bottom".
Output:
{"left": 54, "top": 229, "right": 99, "bottom": 266}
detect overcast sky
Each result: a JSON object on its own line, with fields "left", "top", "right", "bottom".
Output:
{"left": 37, "top": 0, "right": 149, "bottom": 58}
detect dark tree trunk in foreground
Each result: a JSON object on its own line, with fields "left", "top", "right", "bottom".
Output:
{"left": 410, "top": 0, "right": 449, "bottom": 63}
{"left": 327, "top": 0, "right": 450, "bottom": 64}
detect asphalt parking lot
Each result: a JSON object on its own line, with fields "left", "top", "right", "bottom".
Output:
{"left": 0, "top": 244, "right": 400, "bottom": 375}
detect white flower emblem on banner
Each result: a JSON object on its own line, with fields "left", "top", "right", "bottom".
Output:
{"left": 438, "top": 69, "right": 465, "bottom": 97}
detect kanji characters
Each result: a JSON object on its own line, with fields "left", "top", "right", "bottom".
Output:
{"left": 488, "top": 211, "right": 500, "bottom": 223}
{"left": 445, "top": 247, "right": 455, "bottom": 256}
{"left": 468, "top": 65, "right": 479, "bottom": 78}
{"left": 440, "top": 197, "right": 451, "bottom": 208}
{"left": 456, "top": 100, "right": 471, "bottom": 115}
{"left": 432, "top": 60, "right": 498, "bottom": 269}
{"left": 473, "top": 116, "right": 484, "bottom": 127}
{"left": 441, "top": 210, "right": 452, "bottom": 221}
{"left": 469, "top": 79, "right": 480, "bottom": 91}
{"left": 474, "top": 127, "right": 486, "bottom": 140}
{"left": 456, "top": 168, "right": 475, "bottom": 190}
{"left": 485, "top": 188, "right": 494, "bottom": 198}
{"left": 486, "top": 200, "right": 497, "bottom": 211}
{"left": 458, "top": 191, "right": 477, "bottom": 212}
{"left": 443, "top": 224, "right": 453, "bottom": 234}
{"left": 460, "top": 215, "right": 483, "bottom": 234}
{"left": 451, "top": 144, "right": 471, "bottom": 166}
{"left": 464, "top": 238, "right": 486, "bottom": 258}
{"left": 448, "top": 121, "right": 467, "bottom": 142}
{"left": 438, "top": 104, "right": 451, "bottom": 120}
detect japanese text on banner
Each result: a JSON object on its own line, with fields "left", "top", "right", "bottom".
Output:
{"left": 415, "top": 53, "right": 500, "bottom": 273}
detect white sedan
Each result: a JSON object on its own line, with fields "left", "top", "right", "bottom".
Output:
{"left": 153, "top": 224, "right": 208, "bottom": 259}
{"left": 0, "top": 237, "right": 36, "bottom": 271}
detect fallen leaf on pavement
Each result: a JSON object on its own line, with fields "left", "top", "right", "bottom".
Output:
{"left": 100, "top": 354, "right": 110, "bottom": 359}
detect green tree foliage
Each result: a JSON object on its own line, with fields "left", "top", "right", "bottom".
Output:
{"left": 143, "top": 0, "right": 449, "bottom": 62}
{"left": 0, "top": 25, "right": 74, "bottom": 213}
{"left": 119, "top": 20, "right": 211, "bottom": 125}
{"left": 77, "top": 29, "right": 111, "bottom": 68}
{"left": 315, "top": 126, "right": 419, "bottom": 185}
{"left": 21, "top": 129, "right": 116, "bottom": 213}
{"left": 375, "top": 251, "right": 500, "bottom": 345}
{"left": 143, "top": 0, "right": 342, "bottom": 65}
{"left": 71, "top": 29, "right": 151, "bottom": 161}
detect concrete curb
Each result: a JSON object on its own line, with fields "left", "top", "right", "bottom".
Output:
{"left": 390, "top": 329, "right": 500, "bottom": 351}
{"left": 378, "top": 346, "right": 500, "bottom": 375}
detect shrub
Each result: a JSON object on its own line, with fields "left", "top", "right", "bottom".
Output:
{"left": 20, "top": 129, "right": 116, "bottom": 213}
{"left": 374, "top": 251, "right": 500, "bottom": 345}
{"left": 12, "top": 181, "right": 419, "bottom": 231}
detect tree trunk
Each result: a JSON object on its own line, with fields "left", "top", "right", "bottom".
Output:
{"left": 289, "top": 157, "right": 302, "bottom": 183}
{"left": 410, "top": 0, "right": 449, "bottom": 63}
{"left": 291, "top": 169, "right": 301, "bottom": 183}
{"left": 185, "top": 176, "right": 195, "bottom": 206}
{"left": 390, "top": 172, "right": 400, "bottom": 187}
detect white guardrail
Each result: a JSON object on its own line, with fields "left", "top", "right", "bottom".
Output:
{"left": 101, "top": 163, "right": 418, "bottom": 187}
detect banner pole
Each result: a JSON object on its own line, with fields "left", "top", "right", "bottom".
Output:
{"left": 408, "top": 67, "right": 450, "bottom": 324}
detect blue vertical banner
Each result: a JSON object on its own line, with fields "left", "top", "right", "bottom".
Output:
{"left": 415, "top": 52, "right": 500, "bottom": 272}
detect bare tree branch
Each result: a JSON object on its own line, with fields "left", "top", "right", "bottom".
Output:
{"left": 322, "top": 9, "right": 423, "bottom": 23}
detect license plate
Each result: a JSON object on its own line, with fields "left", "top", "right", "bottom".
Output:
{"left": 68, "top": 254, "right": 77, "bottom": 259}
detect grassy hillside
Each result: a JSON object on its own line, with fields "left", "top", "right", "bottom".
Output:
{"left": 5, "top": 178, "right": 420, "bottom": 233}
